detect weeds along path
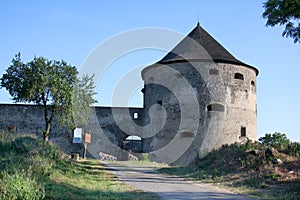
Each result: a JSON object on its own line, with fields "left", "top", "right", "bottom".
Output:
{"left": 102, "top": 161, "right": 256, "bottom": 200}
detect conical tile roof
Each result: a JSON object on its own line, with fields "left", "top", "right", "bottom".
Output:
{"left": 158, "top": 23, "right": 258, "bottom": 75}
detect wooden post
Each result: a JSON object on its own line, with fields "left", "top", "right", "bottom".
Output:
{"left": 83, "top": 131, "right": 91, "bottom": 160}
{"left": 83, "top": 143, "right": 87, "bottom": 160}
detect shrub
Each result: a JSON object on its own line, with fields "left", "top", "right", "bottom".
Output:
{"left": 0, "top": 170, "right": 45, "bottom": 200}
{"left": 259, "top": 132, "right": 290, "bottom": 149}
{"left": 43, "top": 143, "right": 62, "bottom": 160}
{"left": 244, "top": 139, "right": 253, "bottom": 150}
{"left": 29, "top": 155, "right": 54, "bottom": 180}
{"left": 0, "top": 131, "right": 15, "bottom": 151}
{"left": 141, "top": 153, "right": 150, "bottom": 161}
{"left": 285, "top": 142, "right": 300, "bottom": 157}
{"left": 11, "top": 136, "right": 39, "bottom": 154}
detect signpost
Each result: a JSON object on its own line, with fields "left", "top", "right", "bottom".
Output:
{"left": 72, "top": 128, "right": 92, "bottom": 160}
{"left": 73, "top": 128, "right": 83, "bottom": 143}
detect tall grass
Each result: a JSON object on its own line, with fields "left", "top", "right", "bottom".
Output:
{"left": 0, "top": 131, "right": 159, "bottom": 200}
{"left": 0, "top": 170, "right": 45, "bottom": 200}
{"left": 0, "top": 131, "right": 61, "bottom": 200}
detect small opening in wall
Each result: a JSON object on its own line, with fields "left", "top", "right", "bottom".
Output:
{"left": 133, "top": 112, "right": 138, "bottom": 119}
{"left": 251, "top": 81, "right": 256, "bottom": 91}
{"left": 209, "top": 69, "right": 219, "bottom": 75}
{"left": 180, "top": 131, "right": 194, "bottom": 138}
{"left": 207, "top": 103, "right": 225, "bottom": 112}
{"left": 234, "top": 73, "right": 244, "bottom": 80}
{"left": 241, "top": 127, "right": 246, "bottom": 137}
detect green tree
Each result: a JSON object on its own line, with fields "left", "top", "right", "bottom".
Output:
{"left": 0, "top": 53, "right": 96, "bottom": 142}
{"left": 258, "top": 132, "right": 290, "bottom": 149}
{"left": 72, "top": 74, "right": 97, "bottom": 128}
{"left": 262, "top": 0, "right": 300, "bottom": 43}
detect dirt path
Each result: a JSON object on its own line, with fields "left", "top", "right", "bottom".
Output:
{"left": 103, "top": 161, "right": 256, "bottom": 200}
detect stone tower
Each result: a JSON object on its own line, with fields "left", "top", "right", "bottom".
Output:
{"left": 141, "top": 23, "right": 259, "bottom": 166}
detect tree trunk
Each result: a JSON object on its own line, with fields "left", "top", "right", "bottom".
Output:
{"left": 44, "top": 121, "right": 51, "bottom": 142}
{"left": 42, "top": 98, "right": 52, "bottom": 143}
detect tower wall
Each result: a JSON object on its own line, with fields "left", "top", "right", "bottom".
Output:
{"left": 142, "top": 61, "right": 257, "bottom": 165}
{"left": 215, "top": 63, "right": 257, "bottom": 147}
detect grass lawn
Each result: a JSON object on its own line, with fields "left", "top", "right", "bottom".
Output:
{"left": 45, "top": 159, "right": 160, "bottom": 200}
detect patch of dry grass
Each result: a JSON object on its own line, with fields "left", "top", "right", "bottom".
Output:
{"left": 158, "top": 142, "right": 300, "bottom": 199}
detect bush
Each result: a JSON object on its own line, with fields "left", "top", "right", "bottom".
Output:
{"left": 0, "top": 170, "right": 45, "bottom": 200}
{"left": 285, "top": 142, "right": 300, "bottom": 157}
{"left": 0, "top": 131, "right": 15, "bottom": 151}
{"left": 258, "top": 132, "right": 290, "bottom": 149}
{"left": 11, "top": 136, "right": 39, "bottom": 154}
{"left": 141, "top": 153, "right": 150, "bottom": 161}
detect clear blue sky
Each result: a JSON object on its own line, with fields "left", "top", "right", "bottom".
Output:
{"left": 0, "top": 1, "right": 299, "bottom": 141}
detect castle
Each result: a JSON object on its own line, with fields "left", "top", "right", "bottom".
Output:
{"left": 0, "top": 23, "right": 258, "bottom": 166}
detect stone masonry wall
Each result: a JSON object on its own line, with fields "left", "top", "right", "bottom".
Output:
{"left": 142, "top": 61, "right": 257, "bottom": 166}
{"left": 0, "top": 104, "right": 144, "bottom": 160}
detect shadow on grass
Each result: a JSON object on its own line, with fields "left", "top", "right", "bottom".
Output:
{"left": 44, "top": 180, "right": 157, "bottom": 200}
{"left": 157, "top": 166, "right": 208, "bottom": 180}
{"left": 45, "top": 160, "right": 159, "bottom": 200}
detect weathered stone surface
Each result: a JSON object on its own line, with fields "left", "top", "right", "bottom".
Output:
{"left": 142, "top": 61, "right": 257, "bottom": 166}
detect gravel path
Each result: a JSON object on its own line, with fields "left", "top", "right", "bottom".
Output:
{"left": 103, "top": 161, "right": 256, "bottom": 200}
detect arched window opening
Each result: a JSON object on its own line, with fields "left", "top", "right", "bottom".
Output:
{"left": 251, "top": 81, "right": 256, "bottom": 92}
{"left": 123, "top": 135, "right": 142, "bottom": 153}
{"left": 234, "top": 73, "right": 244, "bottom": 80}
{"left": 126, "top": 135, "right": 141, "bottom": 141}
{"left": 209, "top": 69, "right": 219, "bottom": 75}
{"left": 207, "top": 103, "right": 225, "bottom": 112}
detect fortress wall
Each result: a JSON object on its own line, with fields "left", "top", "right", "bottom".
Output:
{"left": 0, "top": 104, "right": 51, "bottom": 135}
{"left": 84, "top": 106, "right": 144, "bottom": 159}
{"left": 0, "top": 104, "right": 144, "bottom": 160}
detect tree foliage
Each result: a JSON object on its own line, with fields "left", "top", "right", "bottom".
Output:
{"left": 0, "top": 53, "right": 96, "bottom": 141}
{"left": 262, "top": 0, "right": 300, "bottom": 43}
{"left": 258, "top": 132, "right": 290, "bottom": 149}
{"left": 72, "top": 74, "right": 97, "bottom": 128}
